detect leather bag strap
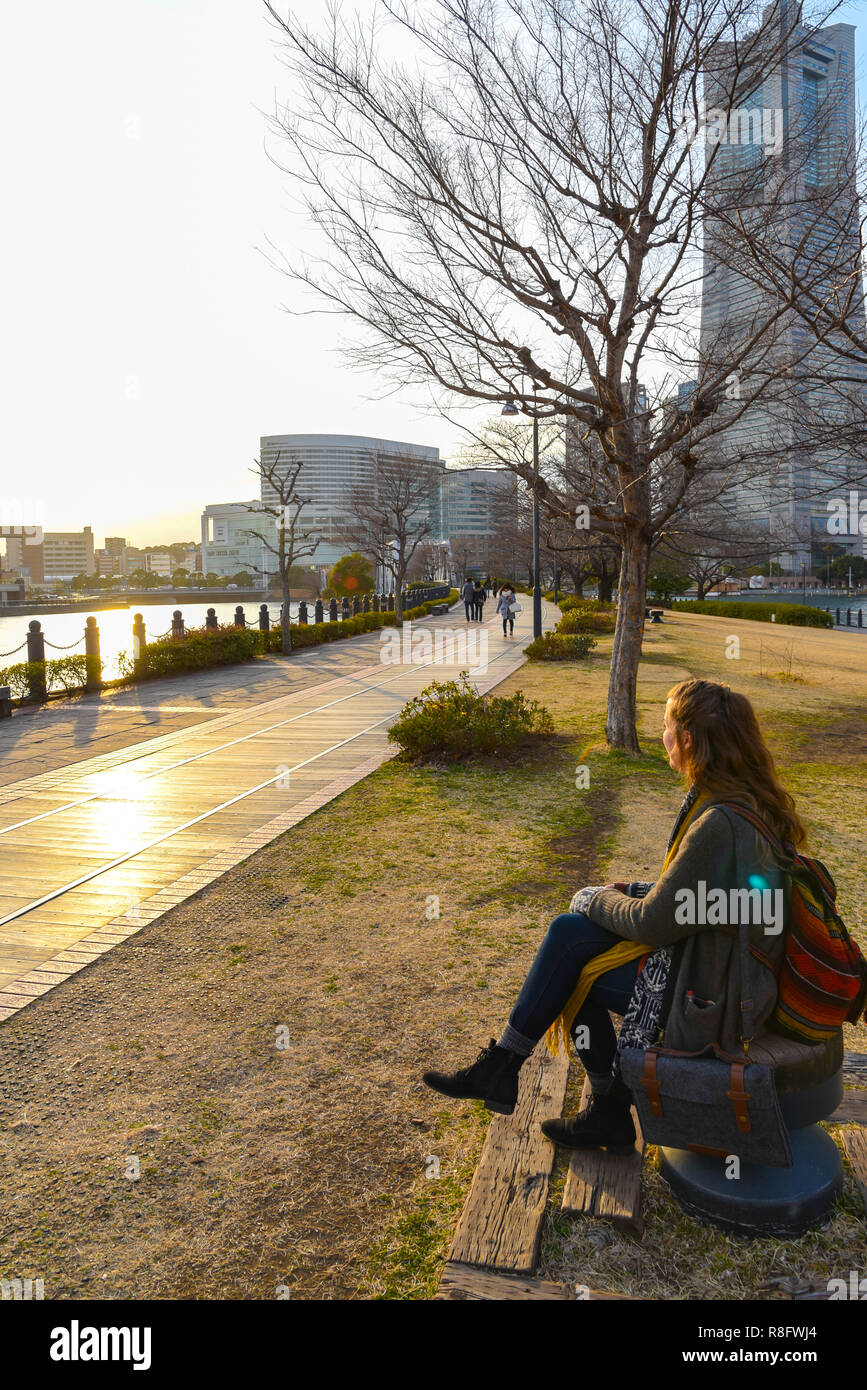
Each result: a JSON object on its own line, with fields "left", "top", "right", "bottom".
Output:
{"left": 642, "top": 1050, "right": 663, "bottom": 1117}
{"left": 727, "top": 1060, "right": 752, "bottom": 1134}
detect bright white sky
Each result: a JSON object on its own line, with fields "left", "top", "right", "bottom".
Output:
{"left": 1, "top": 0, "right": 865, "bottom": 547}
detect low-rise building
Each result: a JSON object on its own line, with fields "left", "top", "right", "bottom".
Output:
{"left": 42, "top": 527, "right": 95, "bottom": 581}
{"left": 200, "top": 502, "right": 274, "bottom": 580}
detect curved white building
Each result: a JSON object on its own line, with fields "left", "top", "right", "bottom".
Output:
{"left": 259, "top": 433, "right": 442, "bottom": 569}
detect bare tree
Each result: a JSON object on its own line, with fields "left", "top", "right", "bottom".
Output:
{"left": 246, "top": 452, "right": 323, "bottom": 654}
{"left": 337, "top": 452, "right": 438, "bottom": 623}
{"left": 265, "top": 0, "right": 865, "bottom": 749}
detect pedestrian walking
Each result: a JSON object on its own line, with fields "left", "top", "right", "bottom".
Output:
{"left": 462, "top": 576, "right": 475, "bottom": 622}
{"left": 473, "top": 579, "right": 485, "bottom": 620}
{"left": 496, "top": 583, "right": 519, "bottom": 636}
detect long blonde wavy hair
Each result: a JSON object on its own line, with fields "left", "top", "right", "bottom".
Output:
{"left": 666, "top": 679, "right": 806, "bottom": 848}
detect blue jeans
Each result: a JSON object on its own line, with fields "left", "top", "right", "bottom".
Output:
{"left": 506, "top": 912, "right": 639, "bottom": 1074}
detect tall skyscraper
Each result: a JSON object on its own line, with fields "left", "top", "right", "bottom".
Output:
{"left": 700, "top": 2, "right": 867, "bottom": 565}
{"left": 437, "top": 466, "right": 514, "bottom": 574}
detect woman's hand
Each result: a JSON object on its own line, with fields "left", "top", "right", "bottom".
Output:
{"left": 569, "top": 883, "right": 627, "bottom": 914}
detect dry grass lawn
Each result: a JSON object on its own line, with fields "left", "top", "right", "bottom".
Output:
{"left": 0, "top": 609, "right": 864, "bottom": 1299}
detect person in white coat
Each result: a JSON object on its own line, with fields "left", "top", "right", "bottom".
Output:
{"left": 496, "top": 584, "right": 518, "bottom": 636}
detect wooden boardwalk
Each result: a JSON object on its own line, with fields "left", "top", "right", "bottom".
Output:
{"left": 0, "top": 603, "right": 547, "bottom": 1012}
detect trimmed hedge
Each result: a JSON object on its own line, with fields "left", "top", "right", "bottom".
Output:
{"left": 0, "top": 656, "right": 90, "bottom": 699}
{"left": 18, "top": 592, "right": 462, "bottom": 694}
{"left": 261, "top": 592, "right": 459, "bottom": 652}
{"left": 556, "top": 596, "right": 612, "bottom": 614}
{"left": 524, "top": 632, "right": 598, "bottom": 661}
{"left": 122, "top": 626, "right": 262, "bottom": 679}
{"left": 387, "top": 673, "right": 554, "bottom": 761}
{"left": 672, "top": 599, "right": 832, "bottom": 629}
{"left": 556, "top": 602, "right": 617, "bottom": 635}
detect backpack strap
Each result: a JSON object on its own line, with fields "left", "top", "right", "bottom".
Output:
{"left": 719, "top": 801, "right": 791, "bottom": 862}
{"left": 719, "top": 803, "right": 771, "bottom": 1056}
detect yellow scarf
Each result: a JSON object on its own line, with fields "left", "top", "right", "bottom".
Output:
{"left": 544, "top": 790, "right": 712, "bottom": 1056}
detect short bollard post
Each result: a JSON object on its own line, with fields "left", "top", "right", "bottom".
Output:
{"left": 0, "top": 686, "right": 11, "bottom": 719}
{"left": 84, "top": 616, "right": 102, "bottom": 691}
{"left": 351, "top": 596, "right": 360, "bottom": 616}
{"left": 329, "top": 597, "right": 338, "bottom": 622}
{"left": 847, "top": 608, "right": 852, "bottom": 626}
{"left": 362, "top": 593, "right": 371, "bottom": 613}
{"left": 298, "top": 601, "right": 308, "bottom": 625}
{"left": 234, "top": 605, "right": 245, "bottom": 628}
{"left": 859, "top": 610, "right": 863, "bottom": 629}
{"left": 314, "top": 598, "right": 324, "bottom": 624}
{"left": 172, "top": 609, "right": 184, "bottom": 638}
{"left": 132, "top": 613, "right": 147, "bottom": 665}
{"left": 388, "top": 592, "right": 395, "bottom": 611}
{"left": 836, "top": 608, "right": 840, "bottom": 625}
{"left": 206, "top": 607, "right": 218, "bottom": 630}
{"left": 27, "top": 620, "right": 46, "bottom": 702}
{"left": 372, "top": 593, "right": 380, "bottom": 613}
{"left": 341, "top": 596, "right": 350, "bottom": 620}
{"left": 258, "top": 604, "right": 270, "bottom": 631}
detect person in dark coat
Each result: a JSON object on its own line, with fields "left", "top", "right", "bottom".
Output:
{"left": 461, "top": 577, "right": 475, "bottom": 622}
{"left": 473, "top": 580, "right": 486, "bottom": 620}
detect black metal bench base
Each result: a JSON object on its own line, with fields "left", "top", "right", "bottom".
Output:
{"left": 659, "top": 1124, "right": 843, "bottom": 1237}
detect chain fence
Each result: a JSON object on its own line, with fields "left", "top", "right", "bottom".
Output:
{"left": 0, "top": 640, "right": 27, "bottom": 660}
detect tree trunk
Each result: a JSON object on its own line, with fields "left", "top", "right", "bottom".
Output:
{"left": 605, "top": 530, "right": 650, "bottom": 752}
{"left": 597, "top": 563, "right": 614, "bottom": 604}
{"left": 696, "top": 578, "right": 708, "bottom": 600}
{"left": 394, "top": 566, "right": 404, "bottom": 626}
{"left": 281, "top": 576, "right": 292, "bottom": 654}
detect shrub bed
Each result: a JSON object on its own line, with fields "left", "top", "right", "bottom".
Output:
{"left": 556, "top": 603, "right": 617, "bottom": 635}
{"left": 556, "top": 595, "right": 613, "bottom": 613}
{"left": 122, "top": 626, "right": 262, "bottom": 679}
{"left": 0, "top": 656, "right": 89, "bottom": 699}
{"left": 260, "top": 592, "right": 459, "bottom": 652}
{"left": 6, "top": 592, "right": 462, "bottom": 697}
{"left": 672, "top": 599, "right": 833, "bottom": 629}
{"left": 387, "top": 673, "right": 553, "bottom": 761}
{"left": 524, "top": 632, "right": 598, "bottom": 661}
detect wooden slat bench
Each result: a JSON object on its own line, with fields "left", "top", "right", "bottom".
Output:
{"left": 560, "top": 1076, "right": 645, "bottom": 1236}
{"left": 436, "top": 1262, "right": 636, "bottom": 1300}
{"left": 435, "top": 1047, "right": 867, "bottom": 1299}
{"left": 443, "top": 1041, "right": 570, "bottom": 1276}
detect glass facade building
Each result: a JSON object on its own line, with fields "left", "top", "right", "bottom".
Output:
{"left": 699, "top": 4, "right": 867, "bottom": 565}
{"left": 258, "top": 433, "right": 443, "bottom": 570}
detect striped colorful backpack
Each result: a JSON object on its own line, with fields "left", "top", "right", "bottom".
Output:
{"left": 726, "top": 804, "right": 867, "bottom": 1044}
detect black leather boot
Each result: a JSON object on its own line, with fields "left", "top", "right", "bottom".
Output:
{"left": 541, "top": 1085, "right": 636, "bottom": 1152}
{"left": 423, "top": 1039, "right": 525, "bottom": 1114}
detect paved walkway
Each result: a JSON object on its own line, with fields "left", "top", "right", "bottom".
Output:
{"left": 0, "top": 600, "right": 553, "bottom": 1009}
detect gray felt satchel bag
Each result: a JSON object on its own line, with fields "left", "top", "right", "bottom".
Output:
{"left": 620, "top": 922, "right": 793, "bottom": 1168}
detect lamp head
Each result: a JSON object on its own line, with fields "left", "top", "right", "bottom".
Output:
{"left": 501, "top": 399, "right": 521, "bottom": 416}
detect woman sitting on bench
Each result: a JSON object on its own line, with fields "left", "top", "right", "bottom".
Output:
{"left": 422, "top": 678, "right": 801, "bottom": 1151}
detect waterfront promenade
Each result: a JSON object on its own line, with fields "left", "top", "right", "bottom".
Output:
{"left": 0, "top": 602, "right": 545, "bottom": 1005}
